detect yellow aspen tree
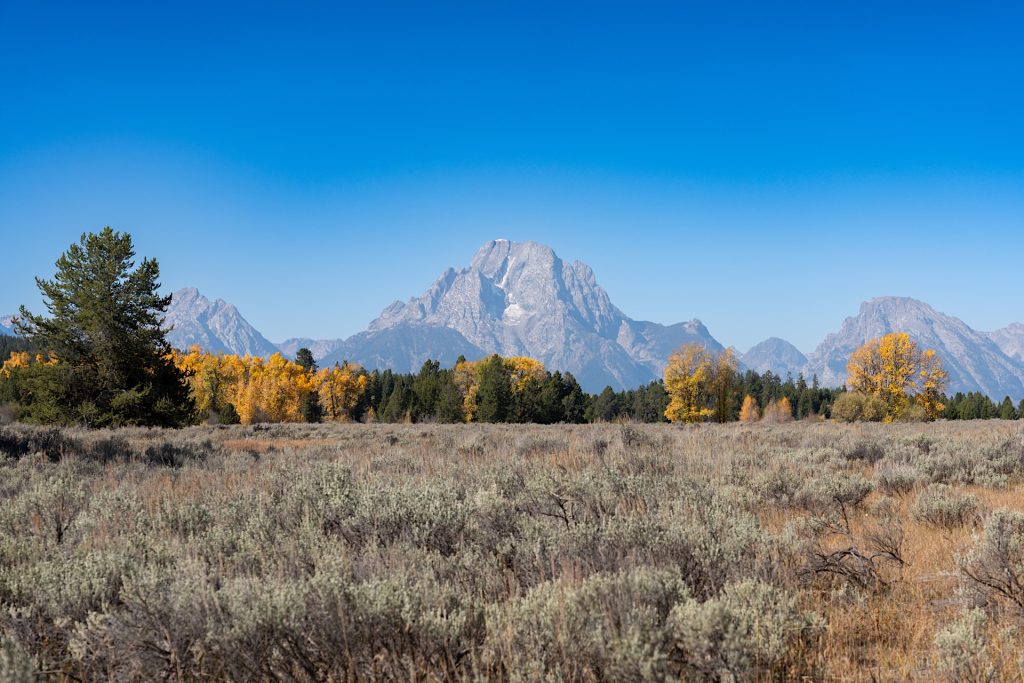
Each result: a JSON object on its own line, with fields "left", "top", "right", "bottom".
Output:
{"left": 0, "top": 351, "right": 31, "bottom": 378}
{"left": 174, "top": 346, "right": 243, "bottom": 417}
{"left": 739, "top": 394, "right": 760, "bottom": 422}
{"left": 708, "top": 348, "right": 739, "bottom": 423}
{"left": 316, "top": 362, "right": 368, "bottom": 421}
{"left": 453, "top": 358, "right": 481, "bottom": 421}
{"left": 847, "top": 332, "right": 945, "bottom": 422}
{"left": 503, "top": 356, "right": 546, "bottom": 393}
{"left": 233, "top": 362, "right": 261, "bottom": 423}
{"left": 917, "top": 348, "right": 948, "bottom": 420}
{"left": 663, "top": 343, "right": 714, "bottom": 423}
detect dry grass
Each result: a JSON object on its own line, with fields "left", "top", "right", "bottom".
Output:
{"left": 0, "top": 420, "right": 1023, "bottom": 681}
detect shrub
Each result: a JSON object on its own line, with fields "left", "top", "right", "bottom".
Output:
{"left": 898, "top": 403, "right": 928, "bottom": 423}
{"left": 960, "top": 510, "right": 1024, "bottom": 612}
{"left": 796, "top": 473, "right": 874, "bottom": 513}
{"left": 830, "top": 392, "right": 886, "bottom": 423}
{"left": 875, "top": 461, "right": 923, "bottom": 495}
{"left": 933, "top": 609, "right": 995, "bottom": 682}
{"left": 669, "top": 580, "right": 821, "bottom": 680}
{"left": 0, "top": 639, "right": 36, "bottom": 683}
{"left": 911, "top": 485, "right": 981, "bottom": 529}
{"left": 483, "top": 568, "right": 689, "bottom": 680}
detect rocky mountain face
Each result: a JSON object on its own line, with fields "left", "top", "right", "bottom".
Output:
{"left": 331, "top": 239, "right": 722, "bottom": 390}
{"left": 164, "top": 288, "right": 279, "bottom": 357}
{"left": 0, "top": 314, "right": 16, "bottom": 336}
{"left": 741, "top": 337, "right": 807, "bottom": 377}
{"left": 989, "top": 323, "right": 1024, "bottom": 363}
{"left": 802, "top": 297, "right": 1024, "bottom": 398}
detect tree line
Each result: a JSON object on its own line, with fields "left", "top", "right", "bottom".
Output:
{"left": 2, "top": 228, "right": 1023, "bottom": 427}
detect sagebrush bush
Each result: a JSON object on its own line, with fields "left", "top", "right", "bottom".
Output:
{"left": 911, "top": 484, "right": 981, "bottom": 529}
{"left": 876, "top": 460, "right": 924, "bottom": 495}
{"left": 960, "top": 510, "right": 1024, "bottom": 612}
{"left": 669, "top": 579, "right": 822, "bottom": 680}
{"left": 933, "top": 609, "right": 995, "bottom": 682}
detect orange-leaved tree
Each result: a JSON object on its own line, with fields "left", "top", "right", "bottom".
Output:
{"left": 739, "top": 394, "right": 760, "bottom": 422}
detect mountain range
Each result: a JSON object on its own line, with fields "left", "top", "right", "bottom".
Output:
{"left": 3, "top": 239, "right": 1024, "bottom": 398}
{"left": 0, "top": 315, "right": 15, "bottom": 337}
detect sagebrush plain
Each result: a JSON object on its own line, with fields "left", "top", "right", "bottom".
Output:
{"left": 2, "top": 420, "right": 1024, "bottom": 681}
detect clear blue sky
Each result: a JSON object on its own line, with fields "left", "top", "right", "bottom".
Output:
{"left": 2, "top": 1, "right": 1022, "bottom": 352}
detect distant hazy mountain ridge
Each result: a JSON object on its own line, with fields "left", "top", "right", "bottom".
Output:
{"left": 164, "top": 287, "right": 279, "bottom": 357}
{"left": 989, "top": 323, "right": 1024, "bottom": 363}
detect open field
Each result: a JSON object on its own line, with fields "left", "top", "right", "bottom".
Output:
{"left": 2, "top": 421, "right": 1024, "bottom": 681}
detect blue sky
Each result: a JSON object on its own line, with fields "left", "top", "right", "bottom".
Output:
{"left": 2, "top": 1, "right": 1022, "bottom": 352}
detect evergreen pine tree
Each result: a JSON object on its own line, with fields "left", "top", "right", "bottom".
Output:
{"left": 435, "top": 377, "right": 465, "bottom": 423}
{"left": 218, "top": 402, "right": 241, "bottom": 425}
{"left": 295, "top": 347, "right": 316, "bottom": 372}
{"left": 999, "top": 396, "right": 1016, "bottom": 420}
{"left": 560, "top": 372, "right": 587, "bottom": 423}
{"left": 587, "top": 386, "right": 620, "bottom": 422}
{"left": 474, "top": 355, "right": 512, "bottom": 423}
{"left": 411, "top": 360, "right": 442, "bottom": 421}
{"left": 16, "top": 228, "right": 194, "bottom": 426}
{"left": 300, "top": 392, "right": 323, "bottom": 423}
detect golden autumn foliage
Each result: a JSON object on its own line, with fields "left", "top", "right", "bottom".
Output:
{"left": 663, "top": 345, "right": 738, "bottom": 424}
{"left": 739, "top": 394, "right": 760, "bottom": 422}
{"left": 504, "top": 356, "right": 547, "bottom": 392}
{"left": 917, "top": 348, "right": 947, "bottom": 421}
{"left": 0, "top": 352, "right": 31, "bottom": 378}
{"left": 171, "top": 347, "right": 366, "bottom": 424}
{"left": 453, "top": 359, "right": 482, "bottom": 422}
{"left": 316, "top": 362, "right": 368, "bottom": 421}
{"left": 663, "top": 344, "right": 714, "bottom": 423}
{"left": 662, "top": 344, "right": 739, "bottom": 423}
{"left": 0, "top": 351, "right": 58, "bottom": 378}
{"left": 846, "top": 332, "right": 947, "bottom": 421}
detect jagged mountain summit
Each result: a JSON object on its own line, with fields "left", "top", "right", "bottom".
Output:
{"left": 0, "top": 314, "right": 16, "bottom": 336}
{"left": 741, "top": 337, "right": 807, "bottom": 377}
{"left": 989, "top": 323, "right": 1024, "bottom": 363}
{"left": 164, "top": 288, "right": 279, "bottom": 357}
{"left": 327, "top": 239, "right": 722, "bottom": 390}
{"left": 803, "top": 297, "right": 1024, "bottom": 399}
